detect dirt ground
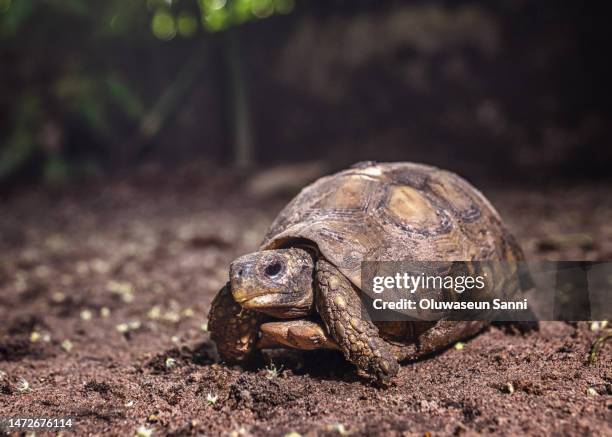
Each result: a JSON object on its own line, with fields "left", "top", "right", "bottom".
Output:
{"left": 1, "top": 169, "right": 611, "bottom": 436}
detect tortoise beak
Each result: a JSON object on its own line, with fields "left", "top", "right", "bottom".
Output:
{"left": 229, "top": 258, "right": 254, "bottom": 303}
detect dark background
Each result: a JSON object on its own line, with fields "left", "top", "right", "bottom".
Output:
{"left": 1, "top": 0, "right": 611, "bottom": 189}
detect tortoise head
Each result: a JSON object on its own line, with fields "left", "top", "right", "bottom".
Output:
{"left": 229, "top": 248, "right": 315, "bottom": 318}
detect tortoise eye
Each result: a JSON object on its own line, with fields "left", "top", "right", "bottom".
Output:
{"left": 264, "top": 261, "right": 283, "bottom": 278}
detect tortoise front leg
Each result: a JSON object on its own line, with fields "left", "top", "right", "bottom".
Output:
{"left": 208, "top": 282, "right": 266, "bottom": 363}
{"left": 257, "top": 320, "right": 339, "bottom": 351}
{"left": 315, "top": 260, "right": 399, "bottom": 382}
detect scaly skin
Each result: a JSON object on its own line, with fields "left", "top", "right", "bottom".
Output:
{"left": 315, "top": 259, "right": 399, "bottom": 382}
{"left": 257, "top": 319, "right": 338, "bottom": 350}
{"left": 208, "top": 282, "right": 266, "bottom": 363}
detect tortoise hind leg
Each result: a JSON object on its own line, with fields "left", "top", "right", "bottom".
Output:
{"left": 315, "top": 259, "right": 399, "bottom": 382}
{"left": 380, "top": 321, "right": 487, "bottom": 362}
{"left": 208, "top": 282, "right": 266, "bottom": 364}
{"left": 413, "top": 321, "right": 486, "bottom": 357}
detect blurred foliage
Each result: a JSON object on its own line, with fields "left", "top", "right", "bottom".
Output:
{"left": 0, "top": 0, "right": 294, "bottom": 184}
{"left": 2, "top": 1, "right": 608, "bottom": 185}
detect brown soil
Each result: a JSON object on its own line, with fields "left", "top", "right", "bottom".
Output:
{"left": 1, "top": 171, "right": 611, "bottom": 436}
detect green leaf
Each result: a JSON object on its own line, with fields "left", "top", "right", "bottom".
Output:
{"left": 43, "top": 156, "right": 71, "bottom": 185}
{"left": 151, "top": 9, "right": 176, "bottom": 40}
{"left": 77, "top": 95, "right": 112, "bottom": 137}
{"left": 0, "top": 127, "right": 36, "bottom": 180}
{"left": 0, "top": 0, "right": 34, "bottom": 35}
{"left": 274, "top": 0, "right": 294, "bottom": 15}
{"left": 106, "top": 74, "right": 145, "bottom": 120}
{"left": 177, "top": 11, "right": 198, "bottom": 37}
{"left": 0, "top": 95, "right": 40, "bottom": 181}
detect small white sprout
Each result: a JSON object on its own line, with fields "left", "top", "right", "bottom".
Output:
{"left": 30, "top": 331, "right": 41, "bottom": 342}
{"left": 590, "top": 321, "right": 608, "bottom": 332}
{"left": 16, "top": 377, "right": 30, "bottom": 392}
{"left": 586, "top": 387, "right": 598, "bottom": 396}
{"left": 265, "top": 362, "right": 283, "bottom": 380}
{"left": 0, "top": 369, "right": 6, "bottom": 379}
{"left": 107, "top": 280, "right": 134, "bottom": 303}
{"left": 100, "top": 307, "right": 111, "bottom": 318}
{"left": 80, "top": 309, "right": 93, "bottom": 321}
{"left": 164, "top": 357, "right": 176, "bottom": 369}
{"left": 125, "top": 400, "right": 135, "bottom": 407}
{"left": 162, "top": 311, "right": 180, "bottom": 323}
{"left": 51, "top": 292, "right": 66, "bottom": 303}
{"left": 135, "top": 425, "right": 153, "bottom": 437}
{"left": 61, "top": 339, "right": 74, "bottom": 352}
{"left": 107, "top": 280, "right": 133, "bottom": 294}
{"left": 116, "top": 321, "right": 141, "bottom": 334}
{"left": 200, "top": 323, "right": 208, "bottom": 332}
{"left": 229, "top": 427, "right": 248, "bottom": 437}
{"left": 122, "top": 292, "right": 135, "bottom": 303}
{"left": 327, "top": 423, "right": 349, "bottom": 436}
{"left": 147, "top": 306, "right": 161, "bottom": 320}
{"left": 116, "top": 323, "right": 130, "bottom": 333}
{"left": 454, "top": 342, "right": 465, "bottom": 350}
{"left": 51, "top": 291, "right": 66, "bottom": 303}
{"left": 503, "top": 382, "right": 515, "bottom": 394}
{"left": 206, "top": 393, "right": 218, "bottom": 405}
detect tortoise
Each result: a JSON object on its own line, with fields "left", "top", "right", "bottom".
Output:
{"left": 208, "top": 162, "right": 526, "bottom": 382}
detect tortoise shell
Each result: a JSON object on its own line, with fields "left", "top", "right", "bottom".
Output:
{"left": 261, "top": 162, "right": 523, "bottom": 289}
